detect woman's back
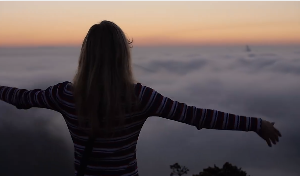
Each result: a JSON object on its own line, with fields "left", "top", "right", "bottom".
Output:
{"left": 58, "top": 81, "right": 143, "bottom": 176}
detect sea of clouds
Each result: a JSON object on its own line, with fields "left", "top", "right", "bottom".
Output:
{"left": 0, "top": 45, "right": 299, "bottom": 176}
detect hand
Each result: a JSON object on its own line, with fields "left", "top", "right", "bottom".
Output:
{"left": 256, "top": 120, "right": 282, "bottom": 147}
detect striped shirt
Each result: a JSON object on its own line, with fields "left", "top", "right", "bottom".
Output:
{"left": 0, "top": 81, "right": 262, "bottom": 176}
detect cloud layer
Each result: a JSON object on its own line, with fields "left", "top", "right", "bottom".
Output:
{"left": 0, "top": 45, "right": 299, "bottom": 176}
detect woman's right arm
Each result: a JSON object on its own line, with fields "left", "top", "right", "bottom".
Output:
{"left": 138, "top": 84, "right": 262, "bottom": 133}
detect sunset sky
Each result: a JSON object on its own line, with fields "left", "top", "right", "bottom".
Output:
{"left": 1, "top": 1, "right": 300, "bottom": 47}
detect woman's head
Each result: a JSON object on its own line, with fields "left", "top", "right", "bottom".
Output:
{"left": 73, "top": 21, "right": 137, "bottom": 138}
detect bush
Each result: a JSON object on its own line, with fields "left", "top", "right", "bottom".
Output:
{"left": 192, "top": 162, "right": 249, "bottom": 176}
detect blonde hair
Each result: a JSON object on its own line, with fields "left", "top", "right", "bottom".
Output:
{"left": 72, "top": 21, "right": 138, "bottom": 138}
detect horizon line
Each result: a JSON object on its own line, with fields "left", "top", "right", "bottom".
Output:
{"left": 1, "top": 43, "right": 300, "bottom": 49}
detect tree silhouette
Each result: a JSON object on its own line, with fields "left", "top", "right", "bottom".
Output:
{"left": 192, "top": 162, "right": 250, "bottom": 176}
{"left": 170, "top": 163, "right": 189, "bottom": 176}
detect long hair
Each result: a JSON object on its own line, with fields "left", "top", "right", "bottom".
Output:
{"left": 72, "top": 20, "right": 138, "bottom": 138}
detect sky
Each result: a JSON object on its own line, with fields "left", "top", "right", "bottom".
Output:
{"left": 0, "top": 1, "right": 300, "bottom": 47}
{"left": 0, "top": 45, "right": 299, "bottom": 176}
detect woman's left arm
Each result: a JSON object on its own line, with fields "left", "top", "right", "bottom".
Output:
{"left": 0, "top": 83, "right": 62, "bottom": 111}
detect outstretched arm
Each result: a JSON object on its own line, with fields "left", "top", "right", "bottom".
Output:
{"left": 138, "top": 84, "right": 261, "bottom": 133}
{"left": 0, "top": 83, "right": 62, "bottom": 112}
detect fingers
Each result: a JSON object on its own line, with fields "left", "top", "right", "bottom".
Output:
{"left": 266, "top": 138, "right": 272, "bottom": 147}
{"left": 274, "top": 127, "right": 282, "bottom": 137}
{"left": 271, "top": 127, "right": 280, "bottom": 142}
{"left": 270, "top": 135, "right": 277, "bottom": 145}
{"left": 270, "top": 121, "right": 282, "bottom": 137}
{"left": 267, "top": 129, "right": 281, "bottom": 147}
{"left": 260, "top": 120, "right": 282, "bottom": 148}
{"left": 273, "top": 133, "right": 279, "bottom": 143}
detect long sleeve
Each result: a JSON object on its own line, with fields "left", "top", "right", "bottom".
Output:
{"left": 0, "top": 83, "right": 62, "bottom": 112}
{"left": 138, "top": 84, "right": 262, "bottom": 133}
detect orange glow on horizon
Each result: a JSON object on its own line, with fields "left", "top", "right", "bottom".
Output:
{"left": 1, "top": 1, "right": 299, "bottom": 47}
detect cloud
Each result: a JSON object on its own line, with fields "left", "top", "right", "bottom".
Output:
{"left": 0, "top": 45, "right": 299, "bottom": 176}
{"left": 0, "top": 101, "right": 74, "bottom": 176}
{"left": 147, "top": 59, "right": 207, "bottom": 75}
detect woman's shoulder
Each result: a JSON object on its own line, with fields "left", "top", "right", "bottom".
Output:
{"left": 133, "top": 82, "right": 157, "bottom": 96}
{"left": 134, "top": 82, "right": 146, "bottom": 89}
{"left": 65, "top": 81, "right": 72, "bottom": 84}
{"left": 61, "top": 81, "right": 72, "bottom": 87}
{"left": 134, "top": 82, "right": 155, "bottom": 90}
{"left": 60, "top": 81, "right": 73, "bottom": 91}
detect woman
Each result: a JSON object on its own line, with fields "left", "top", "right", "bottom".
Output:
{"left": 0, "top": 20, "right": 281, "bottom": 176}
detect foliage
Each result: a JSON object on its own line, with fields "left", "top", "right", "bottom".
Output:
{"left": 192, "top": 162, "right": 250, "bottom": 176}
{"left": 170, "top": 163, "right": 190, "bottom": 176}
